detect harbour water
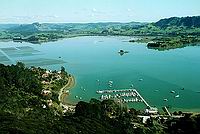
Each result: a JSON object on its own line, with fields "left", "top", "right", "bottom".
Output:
{"left": 0, "top": 36, "right": 200, "bottom": 112}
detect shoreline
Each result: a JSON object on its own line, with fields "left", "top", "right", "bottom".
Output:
{"left": 0, "top": 34, "right": 135, "bottom": 44}
{"left": 58, "top": 75, "right": 75, "bottom": 104}
{"left": 170, "top": 107, "right": 200, "bottom": 113}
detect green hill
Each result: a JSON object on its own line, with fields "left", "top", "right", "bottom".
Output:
{"left": 0, "top": 24, "right": 19, "bottom": 31}
{"left": 7, "top": 22, "right": 145, "bottom": 33}
{"left": 154, "top": 16, "right": 200, "bottom": 28}
{"left": 8, "top": 22, "right": 44, "bottom": 35}
{"left": 1, "top": 16, "right": 200, "bottom": 47}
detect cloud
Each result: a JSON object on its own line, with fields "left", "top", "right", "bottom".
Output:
{"left": 126, "top": 8, "right": 135, "bottom": 18}
{"left": 127, "top": 8, "right": 135, "bottom": 13}
{"left": 92, "top": 8, "right": 97, "bottom": 12}
{"left": 127, "top": 8, "right": 132, "bottom": 12}
{"left": 0, "top": 15, "right": 61, "bottom": 23}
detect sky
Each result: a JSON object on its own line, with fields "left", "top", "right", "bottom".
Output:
{"left": 0, "top": 0, "right": 200, "bottom": 23}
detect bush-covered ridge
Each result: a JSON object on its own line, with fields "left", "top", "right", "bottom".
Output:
{"left": 154, "top": 16, "right": 200, "bottom": 28}
{"left": 0, "top": 16, "right": 200, "bottom": 48}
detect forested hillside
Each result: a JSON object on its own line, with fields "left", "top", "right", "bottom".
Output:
{"left": 154, "top": 16, "right": 200, "bottom": 28}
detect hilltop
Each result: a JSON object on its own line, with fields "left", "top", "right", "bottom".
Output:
{"left": 154, "top": 16, "right": 200, "bottom": 28}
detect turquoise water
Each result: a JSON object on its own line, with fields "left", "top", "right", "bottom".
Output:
{"left": 0, "top": 36, "right": 200, "bottom": 112}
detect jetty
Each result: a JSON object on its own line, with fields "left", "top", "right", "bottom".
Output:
{"left": 97, "top": 89, "right": 137, "bottom": 94}
{"left": 163, "top": 106, "right": 172, "bottom": 116}
{"left": 134, "top": 89, "right": 150, "bottom": 107}
{"left": 96, "top": 88, "right": 150, "bottom": 107}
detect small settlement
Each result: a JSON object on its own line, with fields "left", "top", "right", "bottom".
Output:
{"left": 31, "top": 67, "right": 75, "bottom": 114}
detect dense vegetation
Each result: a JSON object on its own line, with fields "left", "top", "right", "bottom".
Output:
{"left": 0, "top": 63, "right": 200, "bottom": 133}
{"left": 154, "top": 16, "right": 200, "bottom": 28}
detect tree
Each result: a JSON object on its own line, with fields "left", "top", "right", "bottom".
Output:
{"left": 16, "top": 62, "right": 25, "bottom": 69}
{"left": 61, "top": 66, "right": 65, "bottom": 73}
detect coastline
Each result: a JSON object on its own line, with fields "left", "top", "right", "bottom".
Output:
{"left": 58, "top": 75, "right": 75, "bottom": 104}
{"left": 170, "top": 107, "right": 200, "bottom": 113}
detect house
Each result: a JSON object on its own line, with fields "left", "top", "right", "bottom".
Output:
{"left": 145, "top": 107, "right": 158, "bottom": 115}
{"left": 137, "top": 115, "right": 151, "bottom": 123}
{"left": 41, "top": 90, "right": 51, "bottom": 96}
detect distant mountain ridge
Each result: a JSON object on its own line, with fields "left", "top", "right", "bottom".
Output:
{"left": 0, "top": 24, "right": 19, "bottom": 31}
{"left": 7, "top": 22, "right": 46, "bottom": 34}
{"left": 0, "top": 15, "right": 200, "bottom": 38}
{"left": 1, "top": 16, "right": 200, "bottom": 33}
{"left": 6, "top": 21, "right": 146, "bottom": 35}
{"left": 154, "top": 16, "right": 200, "bottom": 28}
{"left": 0, "top": 16, "right": 199, "bottom": 34}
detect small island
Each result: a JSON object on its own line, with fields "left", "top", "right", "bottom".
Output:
{"left": 13, "top": 33, "right": 65, "bottom": 44}
{"left": 118, "top": 49, "right": 129, "bottom": 56}
{"left": 130, "top": 35, "right": 200, "bottom": 51}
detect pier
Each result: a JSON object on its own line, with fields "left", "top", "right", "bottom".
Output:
{"left": 96, "top": 88, "right": 150, "bottom": 107}
{"left": 163, "top": 106, "right": 171, "bottom": 116}
{"left": 134, "top": 89, "right": 150, "bottom": 107}
{"left": 96, "top": 89, "right": 137, "bottom": 94}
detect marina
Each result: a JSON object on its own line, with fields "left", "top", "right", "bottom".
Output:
{"left": 96, "top": 88, "right": 150, "bottom": 107}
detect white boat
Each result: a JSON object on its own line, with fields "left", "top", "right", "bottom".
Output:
{"left": 139, "top": 78, "right": 143, "bottom": 81}
{"left": 164, "top": 99, "right": 168, "bottom": 101}
{"left": 171, "top": 90, "right": 175, "bottom": 93}
{"left": 96, "top": 90, "right": 103, "bottom": 94}
{"left": 108, "top": 80, "right": 113, "bottom": 84}
{"left": 175, "top": 94, "right": 180, "bottom": 98}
